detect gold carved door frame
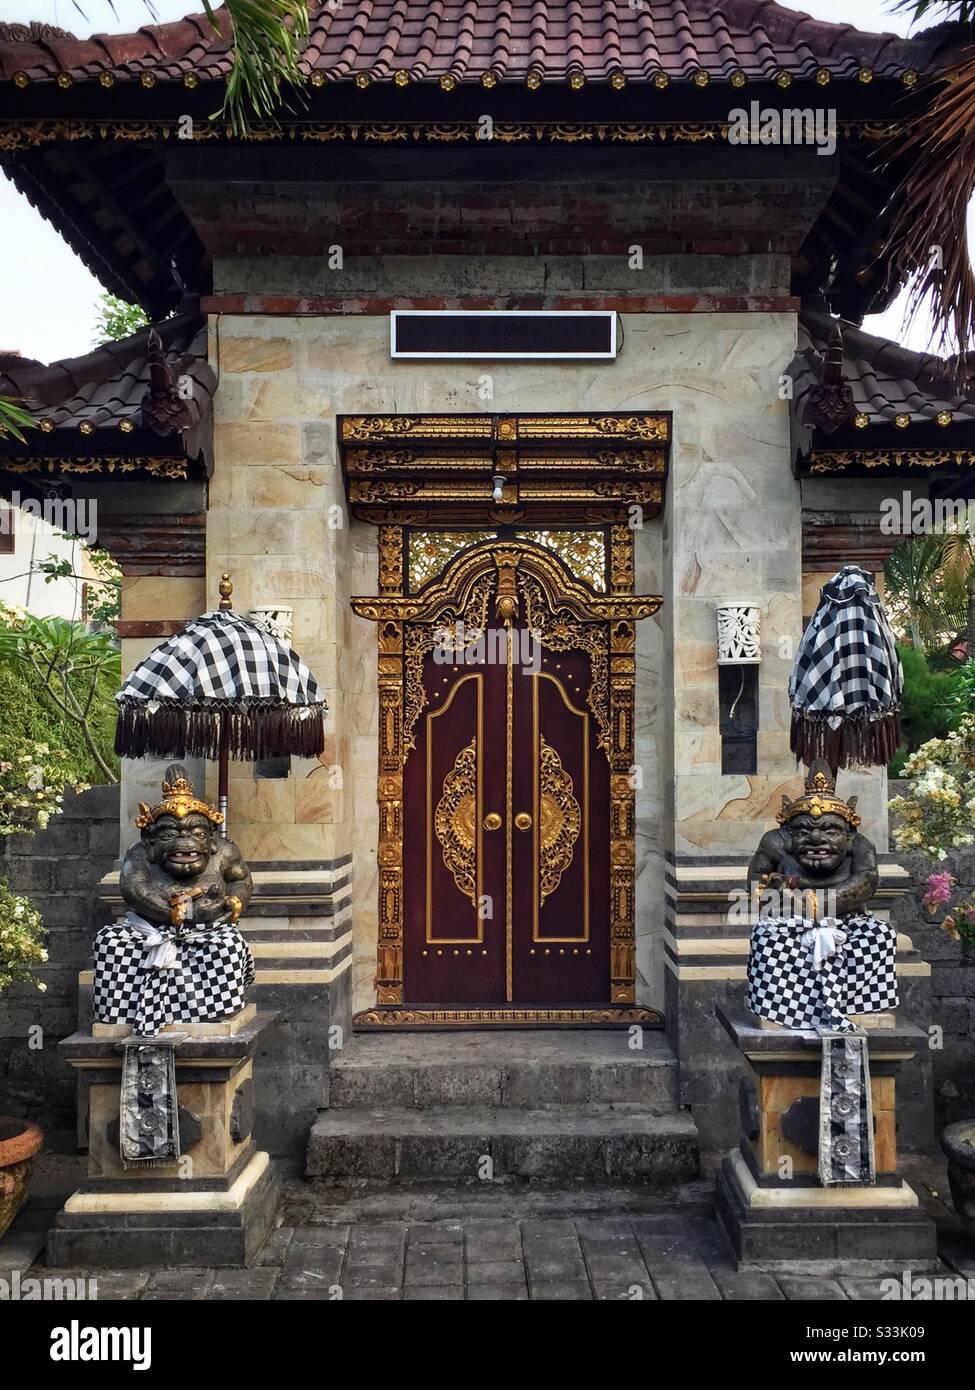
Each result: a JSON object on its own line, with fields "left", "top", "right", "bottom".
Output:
{"left": 351, "top": 529, "right": 663, "bottom": 1028}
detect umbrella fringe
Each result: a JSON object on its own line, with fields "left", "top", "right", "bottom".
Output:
{"left": 790, "top": 711, "right": 901, "bottom": 771}
{"left": 114, "top": 699, "right": 327, "bottom": 761}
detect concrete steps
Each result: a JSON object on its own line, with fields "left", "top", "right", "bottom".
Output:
{"left": 306, "top": 1030, "right": 699, "bottom": 1185}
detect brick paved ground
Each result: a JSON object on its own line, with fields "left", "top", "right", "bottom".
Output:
{"left": 2, "top": 1151, "right": 973, "bottom": 1301}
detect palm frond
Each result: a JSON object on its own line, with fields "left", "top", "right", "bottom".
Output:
{"left": 0, "top": 396, "right": 34, "bottom": 443}
{"left": 201, "top": 0, "right": 310, "bottom": 136}
{"left": 889, "top": 0, "right": 975, "bottom": 23}
{"left": 881, "top": 49, "right": 975, "bottom": 367}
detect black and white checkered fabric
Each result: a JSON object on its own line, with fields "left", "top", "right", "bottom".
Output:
{"left": 117, "top": 610, "right": 320, "bottom": 707}
{"left": 789, "top": 566, "right": 901, "bottom": 719}
{"left": 747, "top": 914, "right": 898, "bottom": 1033}
{"left": 93, "top": 921, "right": 255, "bottom": 1036}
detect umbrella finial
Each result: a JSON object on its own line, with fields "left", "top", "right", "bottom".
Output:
{"left": 219, "top": 572, "right": 233, "bottom": 611}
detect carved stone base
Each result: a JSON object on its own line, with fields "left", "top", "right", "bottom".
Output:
{"left": 716, "top": 1151, "right": 937, "bottom": 1274}
{"left": 49, "top": 1012, "right": 280, "bottom": 1268}
{"left": 48, "top": 1152, "right": 280, "bottom": 1269}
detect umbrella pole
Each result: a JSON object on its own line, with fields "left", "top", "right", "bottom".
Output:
{"left": 218, "top": 572, "right": 233, "bottom": 838}
{"left": 218, "top": 709, "right": 230, "bottom": 838}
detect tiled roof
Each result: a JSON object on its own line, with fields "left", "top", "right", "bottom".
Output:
{"left": 0, "top": 314, "right": 213, "bottom": 435}
{"left": 792, "top": 309, "right": 975, "bottom": 431}
{"left": 0, "top": 1, "right": 957, "bottom": 88}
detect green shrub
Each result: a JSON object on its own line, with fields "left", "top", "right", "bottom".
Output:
{"left": 889, "top": 644, "right": 963, "bottom": 776}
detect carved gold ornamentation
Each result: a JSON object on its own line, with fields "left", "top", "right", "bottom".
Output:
{"left": 4, "top": 456, "right": 188, "bottom": 479}
{"left": 408, "top": 530, "right": 496, "bottom": 592}
{"left": 610, "top": 525, "right": 634, "bottom": 592}
{"left": 538, "top": 736, "right": 581, "bottom": 904}
{"left": 356, "top": 531, "right": 655, "bottom": 1008}
{"left": 434, "top": 738, "right": 479, "bottom": 905}
{"left": 0, "top": 119, "right": 900, "bottom": 156}
{"left": 353, "top": 1006, "right": 664, "bottom": 1027}
{"left": 809, "top": 449, "right": 975, "bottom": 474}
{"left": 378, "top": 524, "right": 403, "bottom": 594}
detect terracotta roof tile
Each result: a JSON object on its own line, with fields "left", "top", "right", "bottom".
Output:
{"left": 0, "top": 1, "right": 959, "bottom": 87}
{"left": 0, "top": 314, "right": 213, "bottom": 435}
{"left": 793, "top": 309, "right": 975, "bottom": 429}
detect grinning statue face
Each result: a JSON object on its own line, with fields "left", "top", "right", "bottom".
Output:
{"left": 143, "top": 813, "right": 216, "bottom": 879}
{"left": 788, "top": 812, "right": 854, "bottom": 877}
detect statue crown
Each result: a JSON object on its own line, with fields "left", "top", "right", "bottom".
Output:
{"left": 776, "top": 760, "right": 860, "bottom": 830}
{"left": 135, "top": 764, "right": 224, "bottom": 829}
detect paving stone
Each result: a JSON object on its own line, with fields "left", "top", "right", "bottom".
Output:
{"left": 290, "top": 1224, "right": 350, "bottom": 1248}
{"left": 635, "top": 1235, "right": 709, "bottom": 1270}
{"left": 256, "top": 1227, "right": 296, "bottom": 1266}
{"left": 81, "top": 1270, "right": 150, "bottom": 1300}
{"left": 593, "top": 1279, "right": 657, "bottom": 1301}
{"left": 343, "top": 1264, "right": 404, "bottom": 1287}
{"left": 277, "top": 1264, "right": 345, "bottom": 1293}
{"left": 144, "top": 1269, "right": 211, "bottom": 1300}
{"left": 408, "top": 1222, "right": 465, "bottom": 1246}
{"left": 344, "top": 1286, "right": 403, "bottom": 1301}
{"left": 467, "top": 1282, "right": 530, "bottom": 1300}
{"left": 530, "top": 1280, "right": 594, "bottom": 1300}
{"left": 841, "top": 1277, "right": 903, "bottom": 1301}
{"left": 652, "top": 1272, "right": 721, "bottom": 1300}
{"left": 466, "top": 1234, "right": 523, "bottom": 1263}
{"left": 0, "top": 1229, "right": 46, "bottom": 1277}
{"left": 574, "top": 1218, "right": 636, "bottom": 1240}
{"left": 343, "top": 1247, "right": 404, "bottom": 1271}
{"left": 346, "top": 1223, "right": 407, "bottom": 1249}
{"left": 405, "top": 1250, "right": 463, "bottom": 1286}
{"left": 526, "top": 1256, "right": 589, "bottom": 1280}
{"left": 711, "top": 1270, "right": 785, "bottom": 1301}
{"left": 403, "top": 1285, "right": 465, "bottom": 1299}
{"left": 283, "top": 1250, "right": 345, "bottom": 1282}
{"left": 778, "top": 1276, "right": 849, "bottom": 1301}
{"left": 467, "top": 1259, "right": 526, "bottom": 1282}
{"left": 206, "top": 1268, "right": 279, "bottom": 1300}
{"left": 585, "top": 1254, "right": 651, "bottom": 1283}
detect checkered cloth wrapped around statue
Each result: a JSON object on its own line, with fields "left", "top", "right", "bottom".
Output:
{"left": 747, "top": 913, "right": 897, "bottom": 1033}
{"left": 93, "top": 911, "right": 255, "bottom": 1037}
{"left": 745, "top": 760, "right": 897, "bottom": 1035}
{"left": 93, "top": 765, "right": 255, "bottom": 1040}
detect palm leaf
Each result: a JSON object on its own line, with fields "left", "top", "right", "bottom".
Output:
{"left": 201, "top": 0, "right": 310, "bottom": 135}
{"left": 0, "top": 396, "right": 34, "bottom": 443}
{"left": 880, "top": 44, "right": 975, "bottom": 366}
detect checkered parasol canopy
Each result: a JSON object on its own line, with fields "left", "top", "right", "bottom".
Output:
{"left": 789, "top": 566, "right": 902, "bottom": 769}
{"left": 115, "top": 609, "right": 326, "bottom": 760}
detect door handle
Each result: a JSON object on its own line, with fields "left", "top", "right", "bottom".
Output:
{"left": 514, "top": 812, "right": 532, "bottom": 832}
{"left": 483, "top": 812, "right": 502, "bottom": 831}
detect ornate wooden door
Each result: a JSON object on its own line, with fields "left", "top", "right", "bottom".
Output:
{"left": 403, "top": 603, "right": 608, "bottom": 1004}
{"left": 353, "top": 538, "right": 661, "bottom": 1013}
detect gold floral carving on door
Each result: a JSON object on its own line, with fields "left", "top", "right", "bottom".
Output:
{"left": 352, "top": 530, "right": 661, "bottom": 1021}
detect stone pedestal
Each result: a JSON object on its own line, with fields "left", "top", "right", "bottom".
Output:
{"left": 714, "top": 1006, "right": 937, "bottom": 1273}
{"left": 48, "top": 1009, "right": 281, "bottom": 1268}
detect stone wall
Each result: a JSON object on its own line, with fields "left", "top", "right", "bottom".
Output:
{"left": 0, "top": 783, "right": 119, "bottom": 1139}
{"left": 893, "top": 845, "right": 975, "bottom": 1133}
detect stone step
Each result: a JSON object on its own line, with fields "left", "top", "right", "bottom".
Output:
{"left": 306, "top": 1106, "right": 699, "bottom": 1185}
{"left": 329, "top": 1030, "right": 679, "bottom": 1110}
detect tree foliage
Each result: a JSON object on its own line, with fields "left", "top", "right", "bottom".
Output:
{"left": 92, "top": 292, "right": 148, "bottom": 346}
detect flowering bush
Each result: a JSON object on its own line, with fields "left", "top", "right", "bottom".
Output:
{"left": 921, "top": 871, "right": 975, "bottom": 950}
{"left": 0, "top": 877, "right": 47, "bottom": 992}
{"left": 0, "top": 739, "right": 87, "bottom": 836}
{"left": 889, "top": 714, "right": 975, "bottom": 858}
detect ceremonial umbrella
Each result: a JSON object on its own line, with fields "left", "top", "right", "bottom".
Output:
{"left": 788, "top": 565, "right": 903, "bottom": 770}
{"left": 114, "top": 575, "right": 326, "bottom": 834}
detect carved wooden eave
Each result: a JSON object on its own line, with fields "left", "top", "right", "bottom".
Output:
{"left": 339, "top": 412, "right": 670, "bottom": 525}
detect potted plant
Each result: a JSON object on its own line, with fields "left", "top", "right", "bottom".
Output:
{"left": 0, "top": 879, "right": 47, "bottom": 1238}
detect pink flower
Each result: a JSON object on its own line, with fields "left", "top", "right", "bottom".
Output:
{"left": 923, "top": 871, "right": 955, "bottom": 913}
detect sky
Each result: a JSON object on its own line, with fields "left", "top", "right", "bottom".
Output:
{"left": 0, "top": 0, "right": 968, "bottom": 363}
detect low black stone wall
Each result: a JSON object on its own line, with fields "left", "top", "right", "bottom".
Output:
{"left": 0, "top": 784, "right": 119, "bottom": 1140}
{"left": 893, "top": 848, "right": 975, "bottom": 1133}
